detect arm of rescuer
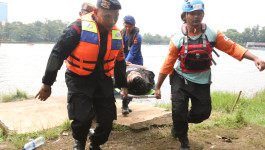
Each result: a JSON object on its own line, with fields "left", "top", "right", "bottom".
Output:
{"left": 114, "top": 44, "right": 128, "bottom": 98}
{"left": 35, "top": 20, "right": 82, "bottom": 101}
{"left": 215, "top": 30, "right": 265, "bottom": 71}
{"left": 155, "top": 40, "right": 179, "bottom": 99}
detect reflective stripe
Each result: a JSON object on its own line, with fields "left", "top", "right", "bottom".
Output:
{"left": 184, "top": 36, "right": 188, "bottom": 56}
{"left": 112, "top": 30, "right": 122, "bottom": 40}
{"left": 82, "top": 21, "right": 97, "bottom": 33}
{"left": 202, "top": 33, "right": 207, "bottom": 49}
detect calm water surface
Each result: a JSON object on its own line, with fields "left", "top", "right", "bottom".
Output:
{"left": 0, "top": 44, "right": 265, "bottom": 104}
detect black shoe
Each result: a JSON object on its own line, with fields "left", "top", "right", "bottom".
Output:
{"left": 179, "top": 135, "right": 190, "bottom": 150}
{"left": 128, "top": 108, "right": 132, "bottom": 112}
{"left": 122, "top": 107, "right": 129, "bottom": 115}
{"left": 122, "top": 100, "right": 130, "bottom": 115}
{"left": 89, "top": 144, "right": 102, "bottom": 150}
{"left": 73, "top": 140, "right": 86, "bottom": 150}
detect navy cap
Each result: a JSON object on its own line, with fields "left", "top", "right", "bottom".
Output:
{"left": 123, "top": 15, "right": 135, "bottom": 25}
{"left": 97, "top": 0, "right": 121, "bottom": 10}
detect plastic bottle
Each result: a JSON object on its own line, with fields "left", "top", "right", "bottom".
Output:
{"left": 89, "top": 128, "right": 95, "bottom": 135}
{"left": 22, "top": 136, "right": 45, "bottom": 150}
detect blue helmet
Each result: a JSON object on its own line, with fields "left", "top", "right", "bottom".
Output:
{"left": 182, "top": 0, "right": 204, "bottom": 12}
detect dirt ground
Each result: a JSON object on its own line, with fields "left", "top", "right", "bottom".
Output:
{"left": 1, "top": 119, "right": 265, "bottom": 150}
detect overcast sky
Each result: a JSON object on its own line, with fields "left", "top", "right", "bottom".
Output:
{"left": 2, "top": 0, "right": 265, "bottom": 36}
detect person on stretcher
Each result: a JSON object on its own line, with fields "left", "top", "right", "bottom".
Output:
{"left": 114, "top": 63, "right": 155, "bottom": 115}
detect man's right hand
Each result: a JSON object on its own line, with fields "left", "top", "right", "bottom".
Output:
{"left": 35, "top": 84, "right": 52, "bottom": 101}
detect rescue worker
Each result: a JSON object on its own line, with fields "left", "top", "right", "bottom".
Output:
{"left": 35, "top": 0, "right": 128, "bottom": 150}
{"left": 79, "top": 2, "right": 95, "bottom": 16}
{"left": 155, "top": 0, "right": 265, "bottom": 150}
{"left": 121, "top": 15, "right": 143, "bottom": 115}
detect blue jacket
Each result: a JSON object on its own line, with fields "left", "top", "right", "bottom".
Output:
{"left": 122, "top": 27, "right": 143, "bottom": 65}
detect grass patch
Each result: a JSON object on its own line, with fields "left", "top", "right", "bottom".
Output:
{"left": 142, "top": 131, "right": 167, "bottom": 140}
{"left": 0, "top": 128, "right": 4, "bottom": 143}
{"left": 0, "top": 89, "right": 33, "bottom": 103}
{"left": 211, "top": 91, "right": 245, "bottom": 113}
{"left": 4, "top": 120, "right": 71, "bottom": 149}
{"left": 113, "top": 124, "right": 130, "bottom": 131}
{"left": 211, "top": 90, "right": 265, "bottom": 127}
{"left": 190, "top": 110, "right": 247, "bottom": 131}
{"left": 252, "top": 89, "right": 265, "bottom": 102}
{"left": 60, "top": 119, "right": 71, "bottom": 131}
{"left": 238, "top": 96, "right": 265, "bottom": 126}
{"left": 155, "top": 102, "right": 171, "bottom": 111}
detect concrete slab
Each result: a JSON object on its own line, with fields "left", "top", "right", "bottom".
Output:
{"left": 0, "top": 96, "right": 68, "bottom": 134}
{"left": 0, "top": 96, "right": 171, "bottom": 134}
{"left": 115, "top": 101, "right": 172, "bottom": 130}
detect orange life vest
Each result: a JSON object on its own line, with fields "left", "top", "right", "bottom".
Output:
{"left": 65, "top": 13, "right": 124, "bottom": 76}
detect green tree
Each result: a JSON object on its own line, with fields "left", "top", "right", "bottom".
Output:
{"left": 42, "top": 20, "right": 68, "bottom": 42}
{"left": 142, "top": 33, "right": 170, "bottom": 45}
{"left": 223, "top": 29, "right": 243, "bottom": 45}
{"left": 0, "top": 20, "right": 68, "bottom": 43}
{"left": 258, "top": 27, "right": 265, "bottom": 42}
{"left": 241, "top": 27, "right": 252, "bottom": 44}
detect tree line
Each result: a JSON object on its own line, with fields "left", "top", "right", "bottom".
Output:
{"left": 223, "top": 25, "right": 265, "bottom": 46}
{"left": 1, "top": 20, "right": 265, "bottom": 45}
{"left": 0, "top": 20, "right": 69, "bottom": 43}
{"left": 143, "top": 25, "right": 265, "bottom": 46}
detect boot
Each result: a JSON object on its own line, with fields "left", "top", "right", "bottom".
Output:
{"left": 73, "top": 140, "right": 86, "bottom": 150}
{"left": 127, "top": 100, "right": 132, "bottom": 112}
{"left": 122, "top": 100, "right": 129, "bottom": 115}
{"left": 89, "top": 143, "right": 102, "bottom": 150}
{"left": 179, "top": 135, "right": 190, "bottom": 150}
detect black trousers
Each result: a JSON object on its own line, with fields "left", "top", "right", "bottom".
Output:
{"left": 170, "top": 70, "right": 212, "bottom": 137}
{"left": 67, "top": 93, "right": 117, "bottom": 146}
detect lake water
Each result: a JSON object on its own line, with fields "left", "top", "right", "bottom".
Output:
{"left": 0, "top": 44, "right": 265, "bottom": 104}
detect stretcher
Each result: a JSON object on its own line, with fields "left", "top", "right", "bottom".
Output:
{"left": 114, "top": 88, "right": 157, "bottom": 99}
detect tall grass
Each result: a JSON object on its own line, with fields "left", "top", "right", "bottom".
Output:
{"left": 0, "top": 89, "right": 33, "bottom": 103}
{"left": 211, "top": 90, "right": 265, "bottom": 127}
